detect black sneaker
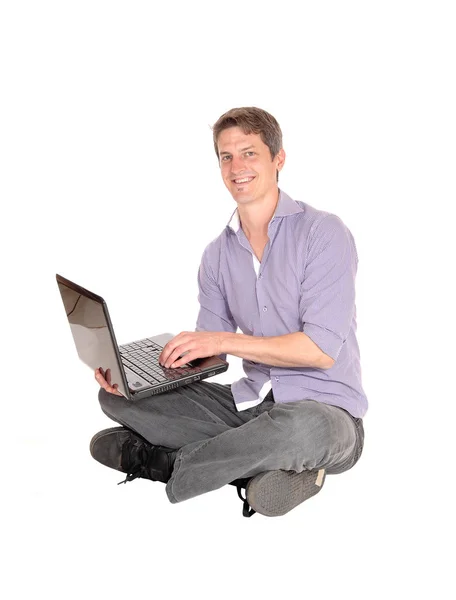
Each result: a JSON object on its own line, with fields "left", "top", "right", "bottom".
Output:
{"left": 90, "top": 427, "right": 177, "bottom": 485}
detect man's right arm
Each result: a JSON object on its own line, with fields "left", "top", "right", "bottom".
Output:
{"left": 195, "top": 246, "right": 237, "bottom": 360}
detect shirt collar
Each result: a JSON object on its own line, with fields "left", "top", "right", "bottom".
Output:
{"left": 226, "top": 189, "right": 304, "bottom": 233}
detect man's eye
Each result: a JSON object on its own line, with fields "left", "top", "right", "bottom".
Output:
{"left": 221, "top": 155, "right": 231, "bottom": 162}
{"left": 245, "top": 151, "right": 255, "bottom": 157}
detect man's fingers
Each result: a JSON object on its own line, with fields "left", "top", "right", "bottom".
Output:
{"left": 95, "top": 368, "right": 122, "bottom": 395}
{"left": 171, "top": 350, "right": 198, "bottom": 369}
{"left": 166, "top": 349, "right": 185, "bottom": 368}
{"left": 160, "top": 333, "right": 190, "bottom": 365}
{"left": 164, "top": 344, "right": 195, "bottom": 368}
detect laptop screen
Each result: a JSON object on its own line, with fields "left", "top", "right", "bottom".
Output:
{"left": 56, "top": 277, "right": 128, "bottom": 398}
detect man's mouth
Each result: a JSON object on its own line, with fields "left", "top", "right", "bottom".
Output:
{"left": 233, "top": 176, "right": 255, "bottom": 185}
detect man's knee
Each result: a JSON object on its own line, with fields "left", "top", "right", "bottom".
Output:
{"left": 98, "top": 387, "right": 126, "bottom": 416}
{"left": 267, "top": 400, "right": 357, "bottom": 469}
{"left": 268, "top": 400, "right": 331, "bottom": 437}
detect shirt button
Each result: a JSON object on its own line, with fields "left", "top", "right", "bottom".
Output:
{"left": 263, "top": 306, "right": 267, "bottom": 312}
{"left": 275, "top": 377, "right": 279, "bottom": 382}
{"left": 259, "top": 274, "right": 263, "bottom": 279}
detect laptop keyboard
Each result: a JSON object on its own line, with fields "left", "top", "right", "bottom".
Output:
{"left": 119, "top": 337, "right": 203, "bottom": 386}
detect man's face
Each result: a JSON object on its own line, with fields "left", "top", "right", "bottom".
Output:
{"left": 217, "top": 127, "right": 285, "bottom": 205}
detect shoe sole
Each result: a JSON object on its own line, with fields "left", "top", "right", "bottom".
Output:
{"left": 246, "top": 469, "right": 326, "bottom": 517}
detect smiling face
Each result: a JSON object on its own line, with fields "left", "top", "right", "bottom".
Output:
{"left": 216, "top": 126, "right": 285, "bottom": 205}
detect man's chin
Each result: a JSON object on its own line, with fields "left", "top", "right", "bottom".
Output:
{"left": 232, "top": 190, "right": 255, "bottom": 203}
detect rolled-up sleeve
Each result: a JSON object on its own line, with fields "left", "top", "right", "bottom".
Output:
{"left": 300, "top": 215, "right": 358, "bottom": 362}
{"left": 195, "top": 247, "right": 237, "bottom": 359}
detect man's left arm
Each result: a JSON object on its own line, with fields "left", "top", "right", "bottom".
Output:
{"left": 219, "top": 330, "right": 334, "bottom": 369}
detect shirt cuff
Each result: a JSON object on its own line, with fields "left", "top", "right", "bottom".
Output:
{"left": 303, "top": 323, "right": 344, "bottom": 362}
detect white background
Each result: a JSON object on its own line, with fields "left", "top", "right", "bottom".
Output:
{"left": 1, "top": 1, "right": 455, "bottom": 598}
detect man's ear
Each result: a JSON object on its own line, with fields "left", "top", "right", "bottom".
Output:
{"left": 276, "top": 148, "right": 286, "bottom": 172}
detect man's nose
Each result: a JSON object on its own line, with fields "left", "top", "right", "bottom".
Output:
{"left": 231, "top": 155, "right": 246, "bottom": 174}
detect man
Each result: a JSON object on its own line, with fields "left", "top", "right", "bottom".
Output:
{"left": 92, "top": 107, "right": 367, "bottom": 517}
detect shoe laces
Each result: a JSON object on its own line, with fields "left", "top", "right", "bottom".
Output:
{"left": 117, "top": 438, "right": 155, "bottom": 485}
{"left": 229, "top": 478, "right": 256, "bottom": 517}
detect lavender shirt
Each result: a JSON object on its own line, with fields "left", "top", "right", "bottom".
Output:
{"left": 196, "top": 190, "right": 368, "bottom": 418}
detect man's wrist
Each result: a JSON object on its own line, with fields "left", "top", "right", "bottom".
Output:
{"left": 219, "top": 331, "right": 235, "bottom": 356}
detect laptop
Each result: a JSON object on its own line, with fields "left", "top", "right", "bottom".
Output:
{"left": 56, "top": 274, "right": 229, "bottom": 400}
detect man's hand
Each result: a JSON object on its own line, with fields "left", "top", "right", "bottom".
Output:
{"left": 94, "top": 367, "right": 123, "bottom": 396}
{"left": 159, "top": 331, "right": 224, "bottom": 369}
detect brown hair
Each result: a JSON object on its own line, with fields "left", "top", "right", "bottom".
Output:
{"left": 212, "top": 107, "right": 283, "bottom": 160}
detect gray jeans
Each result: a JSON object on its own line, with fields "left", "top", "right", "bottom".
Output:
{"left": 98, "top": 381, "right": 364, "bottom": 504}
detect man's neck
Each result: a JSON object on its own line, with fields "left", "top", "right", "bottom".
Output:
{"left": 237, "top": 188, "right": 280, "bottom": 239}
